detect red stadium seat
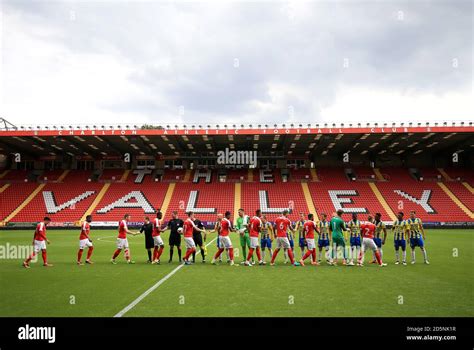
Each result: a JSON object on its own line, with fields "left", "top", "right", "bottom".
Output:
{"left": 1, "top": 168, "right": 472, "bottom": 224}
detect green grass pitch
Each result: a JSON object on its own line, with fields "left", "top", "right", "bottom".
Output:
{"left": 0, "top": 229, "right": 472, "bottom": 317}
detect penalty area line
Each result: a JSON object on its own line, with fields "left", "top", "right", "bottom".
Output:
{"left": 113, "top": 237, "right": 217, "bottom": 317}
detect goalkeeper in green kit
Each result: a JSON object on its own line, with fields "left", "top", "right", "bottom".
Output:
{"left": 329, "top": 209, "right": 349, "bottom": 266}
{"left": 235, "top": 208, "right": 251, "bottom": 265}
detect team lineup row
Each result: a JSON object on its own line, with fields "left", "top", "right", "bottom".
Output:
{"left": 22, "top": 208, "right": 429, "bottom": 268}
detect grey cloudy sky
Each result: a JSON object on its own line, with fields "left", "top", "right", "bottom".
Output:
{"left": 0, "top": 0, "right": 472, "bottom": 127}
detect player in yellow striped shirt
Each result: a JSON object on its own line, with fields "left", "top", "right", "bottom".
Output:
{"left": 392, "top": 212, "right": 407, "bottom": 265}
{"left": 406, "top": 211, "right": 429, "bottom": 264}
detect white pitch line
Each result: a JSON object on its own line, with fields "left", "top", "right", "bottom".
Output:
{"left": 114, "top": 237, "right": 217, "bottom": 318}
{"left": 96, "top": 235, "right": 116, "bottom": 243}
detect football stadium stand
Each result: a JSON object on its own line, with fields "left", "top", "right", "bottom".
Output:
{"left": 0, "top": 123, "right": 472, "bottom": 227}
{"left": 0, "top": 167, "right": 473, "bottom": 226}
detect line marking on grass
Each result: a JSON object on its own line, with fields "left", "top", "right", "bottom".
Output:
{"left": 114, "top": 237, "right": 217, "bottom": 318}
{"left": 96, "top": 235, "right": 116, "bottom": 243}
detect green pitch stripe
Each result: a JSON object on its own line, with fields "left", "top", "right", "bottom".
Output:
{"left": 114, "top": 237, "right": 217, "bottom": 317}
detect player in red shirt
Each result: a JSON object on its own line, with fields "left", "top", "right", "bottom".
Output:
{"left": 182, "top": 211, "right": 206, "bottom": 265}
{"left": 211, "top": 211, "right": 236, "bottom": 266}
{"left": 359, "top": 215, "right": 387, "bottom": 267}
{"left": 111, "top": 214, "right": 139, "bottom": 264}
{"left": 151, "top": 211, "right": 166, "bottom": 264}
{"left": 245, "top": 209, "right": 265, "bottom": 266}
{"left": 270, "top": 210, "right": 300, "bottom": 266}
{"left": 23, "top": 217, "right": 53, "bottom": 268}
{"left": 77, "top": 215, "right": 94, "bottom": 265}
{"left": 299, "top": 213, "right": 319, "bottom": 266}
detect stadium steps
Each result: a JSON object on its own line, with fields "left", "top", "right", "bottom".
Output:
{"left": 56, "top": 170, "right": 70, "bottom": 182}
{"left": 160, "top": 183, "right": 176, "bottom": 218}
{"left": 443, "top": 182, "right": 474, "bottom": 212}
{"left": 368, "top": 183, "right": 397, "bottom": 221}
{"left": 437, "top": 183, "right": 474, "bottom": 219}
{"left": 462, "top": 182, "right": 474, "bottom": 195}
{"left": 310, "top": 168, "right": 319, "bottom": 182}
{"left": 301, "top": 182, "right": 319, "bottom": 220}
{"left": 80, "top": 183, "right": 111, "bottom": 222}
{"left": 0, "top": 184, "right": 10, "bottom": 194}
{"left": 0, "top": 170, "right": 10, "bottom": 179}
{"left": 3, "top": 184, "right": 46, "bottom": 222}
{"left": 373, "top": 168, "right": 385, "bottom": 181}
{"left": 120, "top": 169, "right": 131, "bottom": 182}
{"left": 437, "top": 168, "right": 453, "bottom": 181}
{"left": 183, "top": 170, "right": 192, "bottom": 182}
{"left": 234, "top": 183, "right": 241, "bottom": 218}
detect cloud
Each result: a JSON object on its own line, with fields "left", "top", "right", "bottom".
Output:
{"left": 1, "top": 0, "right": 472, "bottom": 127}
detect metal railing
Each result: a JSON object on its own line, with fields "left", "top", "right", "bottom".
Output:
{"left": 3, "top": 120, "right": 473, "bottom": 132}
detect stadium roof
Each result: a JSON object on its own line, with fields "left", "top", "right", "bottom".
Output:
{"left": 0, "top": 123, "right": 472, "bottom": 159}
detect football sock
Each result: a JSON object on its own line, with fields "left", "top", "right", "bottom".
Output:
{"left": 359, "top": 249, "right": 365, "bottom": 264}
{"left": 247, "top": 248, "right": 254, "bottom": 262}
{"left": 41, "top": 250, "right": 47, "bottom": 264}
{"left": 270, "top": 249, "right": 280, "bottom": 263}
{"left": 311, "top": 249, "right": 316, "bottom": 262}
{"left": 395, "top": 250, "right": 399, "bottom": 261}
{"left": 157, "top": 246, "right": 164, "bottom": 260}
{"left": 169, "top": 247, "right": 174, "bottom": 261}
{"left": 411, "top": 250, "right": 415, "bottom": 262}
{"left": 112, "top": 249, "right": 121, "bottom": 259}
{"left": 25, "top": 252, "right": 36, "bottom": 263}
{"left": 184, "top": 248, "right": 195, "bottom": 261}
{"left": 422, "top": 248, "right": 428, "bottom": 261}
{"left": 256, "top": 247, "right": 262, "bottom": 261}
{"left": 77, "top": 249, "right": 83, "bottom": 262}
{"left": 214, "top": 248, "right": 224, "bottom": 259}
{"left": 229, "top": 248, "right": 234, "bottom": 261}
{"left": 374, "top": 250, "right": 382, "bottom": 265}
{"left": 287, "top": 249, "right": 295, "bottom": 264}
{"left": 177, "top": 247, "right": 182, "bottom": 261}
{"left": 153, "top": 246, "right": 159, "bottom": 261}
{"left": 192, "top": 251, "right": 196, "bottom": 262}
{"left": 284, "top": 250, "right": 288, "bottom": 260}
{"left": 124, "top": 249, "right": 130, "bottom": 261}
{"left": 86, "top": 246, "right": 94, "bottom": 260}
{"left": 380, "top": 248, "right": 383, "bottom": 260}
{"left": 147, "top": 249, "right": 152, "bottom": 261}
{"left": 201, "top": 247, "right": 205, "bottom": 260}
{"left": 302, "top": 249, "right": 312, "bottom": 261}
{"left": 402, "top": 250, "right": 407, "bottom": 262}
{"left": 242, "top": 246, "right": 247, "bottom": 261}
{"left": 262, "top": 250, "right": 266, "bottom": 260}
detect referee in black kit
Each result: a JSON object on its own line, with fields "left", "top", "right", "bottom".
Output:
{"left": 167, "top": 211, "right": 183, "bottom": 263}
{"left": 192, "top": 216, "right": 207, "bottom": 263}
{"left": 140, "top": 216, "right": 154, "bottom": 263}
